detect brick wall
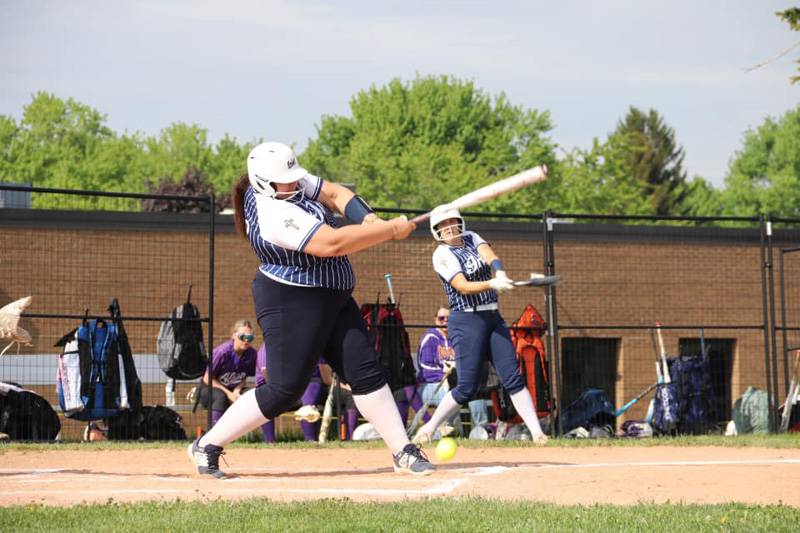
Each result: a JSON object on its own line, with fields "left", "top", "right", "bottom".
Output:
{"left": 2, "top": 210, "right": 798, "bottom": 427}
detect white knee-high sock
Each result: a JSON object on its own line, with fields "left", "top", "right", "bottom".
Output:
{"left": 353, "top": 384, "right": 410, "bottom": 455}
{"left": 418, "top": 391, "right": 462, "bottom": 435}
{"left": 509, "top": 389, "right": 545, "bottom": 437}
{"left": 199, "top": 389, "right": 268, "bottom": 448}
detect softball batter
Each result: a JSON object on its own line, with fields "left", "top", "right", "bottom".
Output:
{"left": 413, "top": 206, "right": 548, "bottom": 444}
{"left": 189, "top": 142, "right": 434, "bottom": 477}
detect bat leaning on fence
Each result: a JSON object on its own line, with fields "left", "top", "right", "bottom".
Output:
{"left": 406, "top": 363, "right": 455, "bottom": 437}
{"left": 318, "top": 373, "right": 339, "bottom": 443}
{"left": 779, "top": 350, "right": 800, "bottom": 432}
{"left": 410, "top": 166, "right": 548, "bottom": 225}
{"left": 614, "top": 382, "right": 658, "bottom": 417}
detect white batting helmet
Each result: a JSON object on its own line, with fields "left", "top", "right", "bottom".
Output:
{"left": 247, "top": 142, "right": 308, "bottom": 198}
{"left": 430, "top": 205, "right": 465, "bottom": 242}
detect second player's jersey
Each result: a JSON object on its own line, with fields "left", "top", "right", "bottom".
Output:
{"left": 243, "top": 176, "right": 355, "bottom": 290}
{"left": 432, "top": 231, "right": 497, "bottom": 312}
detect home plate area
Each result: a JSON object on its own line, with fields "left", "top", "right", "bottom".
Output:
{"left": 1, "top": 446, "right": 799, "bottom": 507}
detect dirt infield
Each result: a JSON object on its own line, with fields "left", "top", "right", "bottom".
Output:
{"left": 2, "top": 445, "right": 799, "bottom": 507}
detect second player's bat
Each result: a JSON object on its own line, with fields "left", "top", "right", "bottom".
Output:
{"left": 410, "top": 166, "right": 548, "bottom": 225}
{"left": 513, "top": 274, "right": 560, "bottom": 287}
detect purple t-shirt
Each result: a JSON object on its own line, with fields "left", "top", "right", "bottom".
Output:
{"left": 416, "top": 327, "right": 455, "bottom": 383}
{"left": 211, "top": 340, "right": 257, "bottom": 390}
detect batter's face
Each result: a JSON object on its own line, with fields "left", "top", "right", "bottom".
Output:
{"left": 437, "top": 218, "right": 463, "bottom": 246}
{"left": 232, "top": 326, "right": 255, "bottom": 353}
{"left": 273, "top": 180, "right": 300, "bottom": 199}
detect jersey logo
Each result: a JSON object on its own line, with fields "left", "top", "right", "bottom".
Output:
{"left": 464, "top": 255, "right": 480, "bottom": 275}
{"left": 284, "top": 218, "right": 300, "bottom": 230}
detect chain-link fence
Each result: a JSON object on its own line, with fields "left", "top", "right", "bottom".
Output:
{"left": 2, "top": 184, "right": 798, "bottom": 441}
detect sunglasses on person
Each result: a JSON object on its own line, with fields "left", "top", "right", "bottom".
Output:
{"left": 237, "top": 333, "right": 255, "bottom": 342}
{"left": 436, "top": 315, "right": 449, "bottom": 321}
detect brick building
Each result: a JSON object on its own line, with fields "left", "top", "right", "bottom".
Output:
{"left": 2, "top": 208, "right": 798, "bottom": 437}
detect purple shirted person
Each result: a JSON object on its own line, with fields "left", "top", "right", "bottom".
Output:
{"left": 199, "top": 320, "right": 257, "bottom": 427}
{"left": 257, "top": 344, "right": 329, "bottom": 443}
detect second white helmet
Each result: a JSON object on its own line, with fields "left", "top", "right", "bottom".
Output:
{"left": 247, "top": 142, "right": 308, "bottom": 198}
{"left": 430, "top": 205, "right": 465, "bottom": 242}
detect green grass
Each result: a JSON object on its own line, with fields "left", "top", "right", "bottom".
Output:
{"left": 1, "top": 432, "right": 798, "bottom": 453}
{"left": 1, "top": 498, "right": 798, "bottom": 532}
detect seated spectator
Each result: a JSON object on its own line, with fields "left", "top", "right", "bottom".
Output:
{"left": 197, "top": 320, "right": 257, "bottom": 428}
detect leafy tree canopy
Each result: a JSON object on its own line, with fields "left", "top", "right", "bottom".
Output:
{"left": 777, "top": 7, "right": 800, "bottom": 84}
{"left": 0, "top": 92, "right": 250, "bottom": 210}
{"left": 721, "top": 105, "right": 800, "bottom": 217}
{"left": 301, "top": 75, "right": 560, "bottom": 214}
{"left": 608, "top": 107, "right": 689, "bottom": 215}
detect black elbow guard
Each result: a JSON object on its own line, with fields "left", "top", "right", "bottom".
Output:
{"left": 344, "top": 195, "right": 375, "bottom": 223}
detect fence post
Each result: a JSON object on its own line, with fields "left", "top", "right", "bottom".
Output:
{"left": 759, "top": 215, "right": 776, "bottom": 432}
{"left": 206, "top": 194, "right": 216, "bottom": 433}
{"left": 542, "top": 210, "right": 563, "bottom": 436}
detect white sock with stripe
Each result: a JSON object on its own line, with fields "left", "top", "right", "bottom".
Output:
{"left": 198, "top": 388, "right": 268, "bottom": 448}
{"left": 509, "top": 389, "right": 545, "bottom": 437}
{"left": 353, "top": 384, "right": 410, "bottom": 455}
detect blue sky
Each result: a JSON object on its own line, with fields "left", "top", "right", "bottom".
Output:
{"left": 1, "top": 1, "right": 797, "bottom": 187}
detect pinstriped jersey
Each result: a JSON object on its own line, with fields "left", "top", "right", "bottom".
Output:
{"left": 243, "top": 176, "right": 355, "bottom": 290}
{"left": 432, "top": 231, "right": 497, "bottom": 311}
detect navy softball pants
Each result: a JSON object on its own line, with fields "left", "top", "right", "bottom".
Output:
{"left": 447, "top": 309, "right": 525, "bottom": 405}
{"left": 251, "top": 273, "right": 386, "bottom": 419}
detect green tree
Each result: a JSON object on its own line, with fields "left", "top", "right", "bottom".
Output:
{"left": 678, "top": 177, "right": 724, "bottom": 217}
{"left": 610, "top": 107, "right": 689, "bottom": 215}
{"left": 721, "top": 105, "right": 800, "bottom": 217}
{"left": 558, "top": 136, "right": 652, "bottom": 215}
{"left": 777, "top": 7, "right": 800, "bottom": 84}
{"left": 301, "top": 75, "right": 559, "bottom": 213}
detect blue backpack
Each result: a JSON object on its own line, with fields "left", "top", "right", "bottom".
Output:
{"left": 56, "top": 301, "right": 142, "bottom": 421}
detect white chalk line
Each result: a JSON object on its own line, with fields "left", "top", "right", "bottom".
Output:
{"left": 2, "top": 459, "right": 799, "bottom": 499}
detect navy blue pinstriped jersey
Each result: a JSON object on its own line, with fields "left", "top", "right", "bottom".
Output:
{"left": 243, "top": 178, "right": 355, "bottom": 290}
{"left": 432, "top": 231, "right": 497, "bottom": 311}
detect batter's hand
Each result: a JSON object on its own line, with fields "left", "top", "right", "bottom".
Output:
{"left": 488, "top": 270, "right": 514, "bottom": 293}
{"left": 389, "top": 216, "right": 416, "bottom": 240}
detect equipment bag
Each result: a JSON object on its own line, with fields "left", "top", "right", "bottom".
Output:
{"left": 0, "top": 381, "right": 61, "bottom": 440}
{"left": 670, "top": 355, "right": 717, "bottom": 434}
{"left": 157, "top": 290, "right": 207, "bottom": 380}
{"left": 106, "top": 405, "right": 187, "bottom": 441}
{"left": 491, "top": 304, "right": 552, "bottom": 422}
{"left": 732, "top": 386, "right": 769, "bottom": 434}
{"left": 560, "top": 388, "right": 616, "bottom": 434}
{"left": 55, "top": 299, "right": 142, "bottom": 421}
{"left": 360, "top": 303, "right": 416, "bottom": 392}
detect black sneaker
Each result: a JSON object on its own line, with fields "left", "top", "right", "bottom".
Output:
{"left": 393, "top": 444, "right": 436, "bottom": 476}
{"left": 187, "top": 438, "right": 226, "bottom": 479}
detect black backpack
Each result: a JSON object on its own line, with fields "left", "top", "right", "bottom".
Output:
{"left": 106, "top": 405, "right": 187, "bottom": 441}
{"left": 0, "top": 381, "right": 61, "bottom": 441}
{"left": 360, "top": 302, "right": 416, "bottom": 392}
{"left": 157, "top": 288, "right": 207, "bottom": 380}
